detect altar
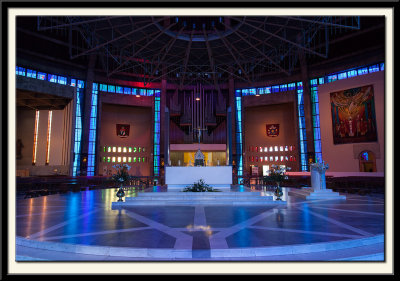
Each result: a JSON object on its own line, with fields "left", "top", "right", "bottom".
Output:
{"left": 165, "top": 166, "right": 233, "bottom": 190}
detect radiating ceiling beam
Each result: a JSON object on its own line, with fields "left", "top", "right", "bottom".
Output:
{"left": 70, "top": 17, "right": 167, "bottom": 59}
{"left": 245, "top": 18, "right": 304, "bottom": 31}
{"left": 107, "top": 22, "right": 177, "bottom": 77}
{"left": 213, "top": 27, "right": 252, "bottom": 83}
{"left": 37, "top": 16, "right": 125, "bottom": 31}
{"left": 203, "top": 28, "right": 221, "bottom": 94}
{"left": 223, "top": 21, "right": 290, "bottom": 76}
{"left": 232, "top": 17, "right": 328, "bottom": 59}
{"left": 282, "top": 16, "right": 361, "bottom": 30}
{"left": 148, "top": 26, "right": 186, "bottom": 81}
{"left": 180, "top": 31, "right": 194, "bottom": 89}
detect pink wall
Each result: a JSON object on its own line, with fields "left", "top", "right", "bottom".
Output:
{"left": 244, "top": 102, "right": 299, "bottom": 174}
{"left": 318, "top": 71, "right": 385, "bottom": 173}
{"left": 99, "top": 103, "right": 152, "bottom": 176}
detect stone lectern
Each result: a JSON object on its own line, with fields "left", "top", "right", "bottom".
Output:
{"left": 306, "top": 160, "right": 346, "bottom": 200}
{"left": 310, "top": 161, "right": 328, "bottom": 190}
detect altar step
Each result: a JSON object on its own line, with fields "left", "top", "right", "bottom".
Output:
{"left": 112, "top": 191, "right": 286, "bottom": 207}
{"left": 288, "top": 188, "right": 346, "bottom": 200}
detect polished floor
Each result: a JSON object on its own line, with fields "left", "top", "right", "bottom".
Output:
{"left": 15, "top": 186, "right": 385, "bottom": 261}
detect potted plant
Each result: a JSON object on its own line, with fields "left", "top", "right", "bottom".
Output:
{"left": 263, "top": 165, "right": 291, "bottom": 200}
{"left": 112, "top": 164, "right": 132, "bottom": 201}
{"left": 182, "top": 179, "right": 220, "bottom": 192}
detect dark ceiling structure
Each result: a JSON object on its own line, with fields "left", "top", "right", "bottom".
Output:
{"left": 16, "top": 16, "right": 385, "bottom": 87}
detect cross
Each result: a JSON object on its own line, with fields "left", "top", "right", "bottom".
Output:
{"left": 194, "top": 127, "right": 207, "bottom": 146}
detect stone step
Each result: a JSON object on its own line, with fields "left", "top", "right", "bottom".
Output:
{"left": 135, "top": 191, "right": 264, "bottom": 196}
{"left": 113, "top": 198, "right": 285, "bottom": 207}
{"left": 125, "top": 195, "right": 274, "bottom": 201}
{"left": 126, "top": 192, "right": 267, "bottom": 200}
{"left": 112, "top": 191, "right": 287, "bottom": 206}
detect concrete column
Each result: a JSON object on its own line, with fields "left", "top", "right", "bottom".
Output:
{"left": 228, "top": 74, "right": 235, "bottom": 167}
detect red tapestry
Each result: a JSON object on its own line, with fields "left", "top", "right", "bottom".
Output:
{"left": 116, "top": 124, "right": 130, "bottom": 138}
{"left": 266, "top": 124, "right": 279, "bottom": 137}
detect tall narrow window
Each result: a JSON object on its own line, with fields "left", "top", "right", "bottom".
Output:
{"left": 310, "top": 79, "right": 322, "bottom": 163}
{"left": 297, "top": 82, "right": 308, "bottom": 171}
{"left": 72, "top": 86, "right": 84, "bottom": 176}
{"left": 87, "top": 83, "right": 99, "bottom": 176}
{"left": 235, "top": 90, "right": 243, "bottom": 183}
{"left": 32, "top": 110, "right": 40, "bottom": 165}
{"left": 45, "top": 111, "right": 53, "bottom": 165}
{"left": 153, "top": 90, "right": 161, "bottom": 177}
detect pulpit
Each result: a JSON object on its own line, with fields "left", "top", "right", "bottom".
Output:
{"left": 306, "top": 161, "right": 346, "bottom": 200}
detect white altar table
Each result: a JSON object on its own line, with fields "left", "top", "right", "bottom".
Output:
{"left": 165, "top": 166, "right": 233, "bottom": 190}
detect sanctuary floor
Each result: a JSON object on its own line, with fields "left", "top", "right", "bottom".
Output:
{"left": 14, "top": 186, "right": 385, "bottom": 261}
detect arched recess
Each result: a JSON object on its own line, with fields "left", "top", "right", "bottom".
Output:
{"left": 359, "top": 150, "right": 376, "bottom": 172}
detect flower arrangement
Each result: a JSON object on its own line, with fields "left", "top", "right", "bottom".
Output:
{"left": 263, "top": 165, "right": 290, "bottom": 185}
{"left": 112, "top": 164, "right": 132, "bottom": 185}
{"left": 182, "top": 179, "right": 220, "bottom": 192}
{"left": 263, "top": 165, "right": 291, "bottom": 200}
{"left": 112, "top": 164, "right": 132, "bottom": 202}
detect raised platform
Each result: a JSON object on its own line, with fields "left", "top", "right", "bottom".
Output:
{"left": 15, "top": 187, "right": 385, "bottom": 263}
{"left": 112, "top": 191, "right": 286, "bottom": 207}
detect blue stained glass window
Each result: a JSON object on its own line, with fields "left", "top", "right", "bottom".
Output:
{"left": 16, "top": 66, "right": 26, "bottom": 76}
{"left": 272, "top": 85, "right": 280, "bottom": 93}
{"left": 347, "top": 70, "right": 357, "bottom": 78}
{"left": 380, "top": 63, "right": 384, "bottom": 71}
{"left": 280, "top": 84, "right": 287, "bottom": 92}
{"left": 147, "top": 89, "right": 154, "bottom": 96}
{"left": 87, "top": 83, "right": 99, "bottom": 176}
{"left": 310, "top": 80, "right": 322, "bottom": 164}
{"left": 26, "top": 69, "right": 36, "bottom": 78}
{"left": 288, "top": 83, "right": 296, "bottom": 90}
{"left": 265, "top": 87, "right": 271, "bottom": 94}
{"left": 37, "top": 72, "right": 46, "bottom": 80}
{"left": 48, "top": 74, "right": 57, "bottom": 83}
{"left": 116, "top": 86, "right": 123, "bottom": 94}
{"left": 77, "top": 80, "right": 85, "bottom": 88}
{"left": 357, "top": 67, "right": 368, "bottom": 75}
{"left": 153, "top": 90, "right": 161, "bottom": 177}
{"left": 318, "top": 77, "right": 325, "bottom": 85}
{"left": 57, "top": 76, "right": 67, "bottom": 85}
{"left": 328, "top": 74, "right": 337, "bottom": 83}
{"left": 368, "top": 64, "right": 380, "bottom": 73}
{"left": 100, "top": 84, "right": 108, "bottom": 92}
{"left": 235, "top": 95, "right": 243, "bottom": 180}
{"left": 72, "top": 87, "right": 84, "bottom": 176}
{"left": 108, "top": 85, "right": 115, "bottom": 93}
{"left": 124, "top": 87, "right": 131, "bottom": 95}
{"left": 297, "top": 83, "right": 308, "bottom": 171}
{"left": 70, "top": 79, "right": 76, "bottom": 87}
{"left": 338, "top": 72, "right": 347, "bottom": 80}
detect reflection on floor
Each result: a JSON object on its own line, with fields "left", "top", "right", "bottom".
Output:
{"left": 15, "top": 186, "right": 385, "bottom": 261}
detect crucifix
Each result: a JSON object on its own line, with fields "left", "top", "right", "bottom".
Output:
{"left": 194, "top": 127, "right": 207, "bottom": 146}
